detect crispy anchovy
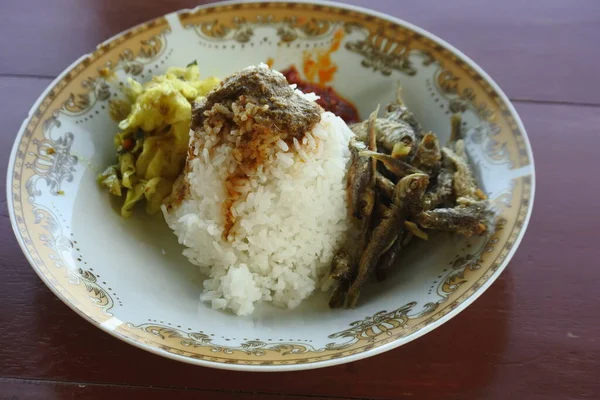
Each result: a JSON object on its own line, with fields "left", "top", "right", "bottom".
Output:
{"left": 375, "top": 235, "right": 404, "bottom": 281}
{"left": 345, "top": 143, "right": 359, "bottom": 213}
{"left": 423, "top": 167, "right": 454, "bottom": 210}
{"left": 327, "top": 213, "right": 371, "bottom": 307}
{"left": 329, "top": 249, "right": 352, "bottom": 281}
{"left": 450, "top": 142, "right": 487, "bottom": 201}
{"left": 333, "top": 107, "right": 381, "bottom": 308}
{"left": 348, "top": 106, "right": 378, "bottom": 150}
{"left": 349, "top": 120, "right": 384, "bottom": 144}
{"left": 347, "top": 107, "right": 380, "bottom": 220}
{"left": 416, "top": 200, "right": 490, "bottom": 237}
{"left": 386, "top": 85, "right": 423, "bottom": 135}
{"left": 375, "top": 172, "right": 395, "bottom": 201}
{"left": 378, "top": 119, "right": 416, "bottom": 154}
{"left": 346, "top": 205, "right": 400, "bottom": 307}
{"left": 359, "top": 106, "right": 379, "bottom": 236}
{"left": 411, "top": 132, "right": 441, "bottom": 175}
{"left": 442, "top": 142, "right": 480, "bottom": 200}
{"left": 329, "top": 279, "right": 350, "bottom": 308}
{"left": 451, "top": 141, "right": 487, "bottom": 211}
{"left": 350, "top": 119, "right": 417, "bottom": 156}
{"left": 375, "top": 202, "right": 389, "bottom": 221}
{"left": 347, "top": 140, "right": 372, "bottom": 219}
{"left": 376, "top": 230, "right": 418, "bottom": 281}
{"left": 450, "top": 113, "right": 462, "bottom": 143}
{"left": 405, "top": 180, "right": 429, "bottom": 217}
{"left": 346, "top": 173, "right": 429, "bottom": 307}
{"left": 360, "top": 150, "right": 424, "bottom": 178}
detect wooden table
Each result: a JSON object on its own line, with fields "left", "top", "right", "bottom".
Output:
{"left": 1, "top": 1, "right": 598, "bottom": 399}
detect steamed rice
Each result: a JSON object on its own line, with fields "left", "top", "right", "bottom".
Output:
{"left": 163, "top": 81, "right": 354, "bottom": 315}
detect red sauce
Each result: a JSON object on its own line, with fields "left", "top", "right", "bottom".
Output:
{"left": 281, "top": 66, "right": 360, "bottom": 124}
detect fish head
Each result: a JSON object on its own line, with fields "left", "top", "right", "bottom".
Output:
{"left": 404, "top": 173, "right": 430, "bottom": 197}
{"left": 393, "top": 173, "right": 429, "bottom": 204}
{"left": 421, "top": 133, "right": 440, "bottom": 152}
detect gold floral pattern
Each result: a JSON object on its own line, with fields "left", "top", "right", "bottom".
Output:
{"left": 133, "top": 324, "right": 323, "bottom": 357}
{"left": 435, "top": 69, "right": 495, "bottom": 121}
{"left": 25, "top": 129, "right": 77, "bottom": 197}
{"left": 185, "top": 14, "right": 339, "bottom": 43}
{"left": 34, "top": 206, "right": 115, "bottom": 314}
{"left": 327, "top": 302, "right": 416, "bottom": 349}
{"left": 23, "top": 109, "right": 115, "bottom": 314}
{"left": 60, "top": 31, "right": 169, "bottom": 116}
{"left": 345, "top": 25, "right": 417, "bottom": 76}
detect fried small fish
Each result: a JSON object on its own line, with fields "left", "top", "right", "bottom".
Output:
{"left": 360, "top": 150, "right": 424, "bottom": 178}
{"left": 329, "top": 248, "right": 352, "bottom": 281}
{"left": 367, "top": 106, "right": 379, "bottom": 153}
{"left": 386, "top": 85, "right": 423, "bottom": 135}
{"left": 347, "top": 108, "right": 379, "bottom": 220}
{"left": 375, "top": 235, "right": 403, "bottom": 281}
{"left": 350, "top": 118, "right": 417, "bottom": 156}
{"left": 334, "top": 109, "right": 380, "bottom": 307}
{"left": 416, "top": 200, "right": 489, "bottom": 237}
{"left": 347, "top": 140, "right": 373, "bottom": 219}
{"left": 450, "top": 113, "right": 462, "bottom": 143}
{"left": 441, "top": 142, "right": 480, "bottom": 200}
{"left": 375, "top": 172, "right": 395, "bottom": 201}
{"left": 379, "top": 119, "right": 417, "bottom": 155}
{"left": 329, "top": 279, "right": 350, "bottom": 308}
{"left": 411, "top": 133, "right": 441, "bottom": 175}
{"left": 405, "top": 179, "right": 429, "bottom": 217}
{"left": 346, "top": 173, "right": 429, "bottom": 307}
{"left": 423, "top": 167, "right": 454, "bottom": 210}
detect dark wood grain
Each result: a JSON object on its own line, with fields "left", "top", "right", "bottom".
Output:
{"left": 0, "top": 0, "right": 599, "bottom": 104}
{"left": 0, "top": 378, "right": 340, "bottom": 400}
{"left": 1, "top": 1, "right": 599, "bottom": 399}
{"left": 1, "top": 76, "right": 599, "bottom": 399}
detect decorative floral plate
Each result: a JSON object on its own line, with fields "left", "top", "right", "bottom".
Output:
{"left": 6, "top": 0, "right": 534, "bottom": 371}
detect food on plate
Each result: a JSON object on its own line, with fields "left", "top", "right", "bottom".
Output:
{"left": 346, "top": 173, "right": 430, "bottom": 307}
{"left": 98, "top": 63, "right": 220, "bottom": 217}
{"left": 324, "top": 88, "right": 492, "bottom": 307}
{"left": 351, "top": 117, "right": 417, "bottom": 155}
{"left": 163, "top": 64, "right": 353, "bottom": 315}
{"left": 416, "top": 198, "right": 489, "bottom": 236}
{"left": 385, "top": 86, "right": 423, "bottom": 134}
{"left": 99, "top": 62, "right": 491, "bottom": 315}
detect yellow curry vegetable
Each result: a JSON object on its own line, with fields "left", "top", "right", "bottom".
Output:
{"left": 98, "top": 63, "right": 220, "bottom": 217}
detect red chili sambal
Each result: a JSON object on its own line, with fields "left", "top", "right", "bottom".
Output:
{"left": 281, "top": 66, "right": 360, "bottom": 124}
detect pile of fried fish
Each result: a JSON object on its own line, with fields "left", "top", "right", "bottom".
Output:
{"left": 327, "top": 88, "right": 492, "bottom": 308}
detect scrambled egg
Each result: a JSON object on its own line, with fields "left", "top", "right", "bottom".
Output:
{"left": 98, "top": 63, "right": 220, "bottom": 217}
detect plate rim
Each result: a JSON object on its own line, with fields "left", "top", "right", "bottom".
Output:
{"left": 6, "top": 0, "right": 535, "bottom": 371}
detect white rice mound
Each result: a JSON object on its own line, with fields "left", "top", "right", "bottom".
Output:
{"left": 163, "top": 87, "right": 354, "bottom": 315}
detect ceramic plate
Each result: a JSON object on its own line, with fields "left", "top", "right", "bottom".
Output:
{"left": 6, "top": 0, "right": 534, "bottom": 371}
